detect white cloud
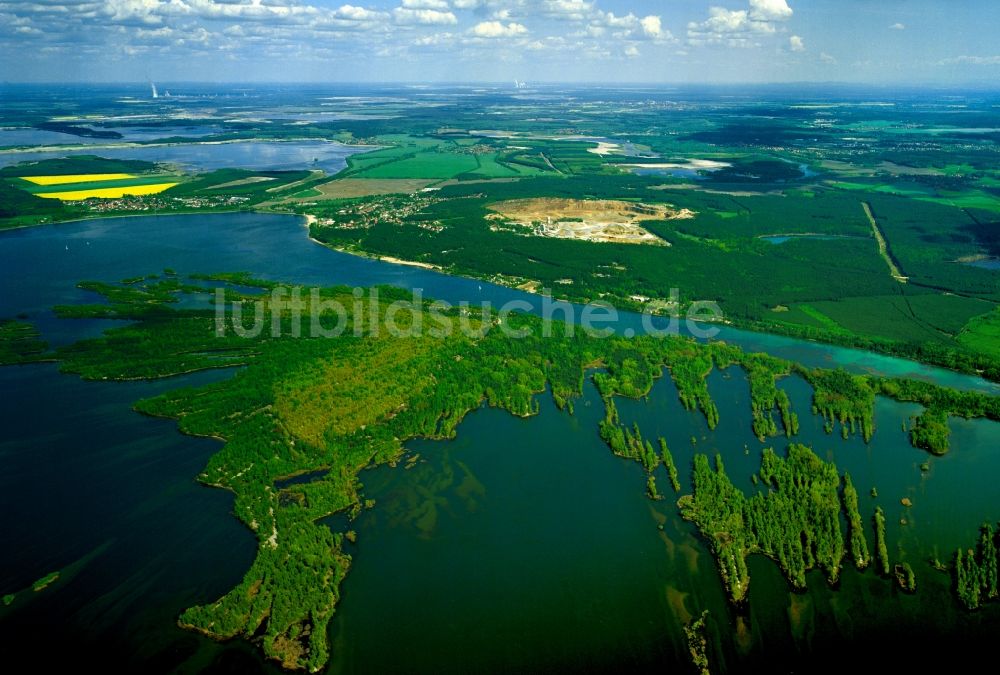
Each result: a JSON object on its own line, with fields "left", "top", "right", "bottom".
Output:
{"left": 173, "top": 0, "right": 321, "bottom": 25}
{"left": 639, "top": 15, "right": 662, "bottom": 39}
{"left": 401, "top": 0, "right": 450, "bottom": 9}
{"left": 749, "top": 0, "right": 792, "bottom": 22}
{"left": 542, "top": 0, "right": 594, "bottom": 21}
{"left": 0, "top": 0, "right": 689, "bottom": 74}
{"left": 687, "top": 0, "right": 793, "bottom": 46}
{"left": 820, "top": 52, "right": 836, "bottom": 64}
{"left": 584, "top": 10, "right": 673, "bottom": 42}
{"left": 938, "top": 55, "right": 1000, "bottom": 66}
{"left": 334, "top": 5, "right": 382, "bottom": 22}
{"left": 469, "top": 20, "right": 527, "bottom": 38}
{"left": 393, "top": 7, "right": 458, "bottom": 25}
{"left": 789, "top": 34, "right": 804, "bottom": 52}
{"left": 102, "top": 0, "right": 167, "bottom": 26}
{"left": 688, "top": 8, "right": 770, "bottom": 45}
{"left": 890, "top": 22, "right": 905, "bottom": 30}
{"left": 412, "top": 31, "right": 455, "bottom": 47}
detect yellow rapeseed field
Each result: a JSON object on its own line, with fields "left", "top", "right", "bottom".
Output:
{"left": 22, "top": 173, "right": 137, "bottom": 186}
{"left": 36, "top": 183, "right": 179, "bottom": 201}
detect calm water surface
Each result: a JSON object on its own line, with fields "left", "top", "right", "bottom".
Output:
{"left": 0, "top": 139, "right": 367, "bottom": 173}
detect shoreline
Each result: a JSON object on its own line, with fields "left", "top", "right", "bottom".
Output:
{"left": 300, "top": 214, "right": 442, "bottom": 270}
{"left": 4, "top": 208, "right": 997, "bottom": 392}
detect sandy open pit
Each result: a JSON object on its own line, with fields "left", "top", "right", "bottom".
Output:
{"left": 618, "top": 159, "right": 731, "bottom": 171}
{"left": 486, "top": 198, "right": 693, "bottom": 245}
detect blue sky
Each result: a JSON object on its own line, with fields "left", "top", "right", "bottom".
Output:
{"left": 1, "top": 0, "right": 998, "bottom": 84}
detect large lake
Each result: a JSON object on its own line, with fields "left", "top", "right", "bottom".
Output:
{"left": 0, "top": 125, "right": 231, "bottom": 149}
{"left": 0, "top": 139, "right": 367, "bottom": 174}
{"left": 0, "top": 212, "right": 997, "bottom": 673}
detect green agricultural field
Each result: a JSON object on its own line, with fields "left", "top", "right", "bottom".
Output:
{"left": 473, "top": 152, "right": 545, "bottom": 177}
{"left": 781, "top": 293, "right": 995, "bottom": 345}
{"left": 0, "top": 155, "right": 159, "bottom": 178}
{"left": 958, "top": 308, "right": 1000, "bottom": 359}
{"left": 167, "top": 169, "right": 314, "bottom": 198}
{"left": 355, "top": 150, "right": 480, "bottom": 179}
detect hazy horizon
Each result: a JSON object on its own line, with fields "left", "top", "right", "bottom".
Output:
{"left": 5, "top": 80, "right": 1000, "bottom": 91}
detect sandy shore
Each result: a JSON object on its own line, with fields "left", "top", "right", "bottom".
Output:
{"left": 302, "top": 219, "right": 442, "bottom": 271}
{"left": 377, "top": 255, "right": 439, "bottom": 270}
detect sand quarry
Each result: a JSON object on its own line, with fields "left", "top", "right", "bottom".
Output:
{"left": 486, "top": 198, "right": 693, "bottom": 246}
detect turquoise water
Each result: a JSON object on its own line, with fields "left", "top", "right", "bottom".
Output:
{"left": 966, "top": 258, "right": 1000, "bottom": 270}
{"left": 0, "top": 212, "right": 998, "bottom": 672}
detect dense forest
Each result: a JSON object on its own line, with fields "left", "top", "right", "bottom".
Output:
{"left": 955, "top": 524, "right": 1000, "bottom": 610}
{"left": 678, "top": 445, "right": 845, "bottom": 602}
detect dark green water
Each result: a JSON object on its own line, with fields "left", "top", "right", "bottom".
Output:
{"left": 330, "top": 382, "right": 682, "bottom": 675}
{"left": 329, "top": 371, "right": 1000, "bottom": 674}
{"left": 1, "top": 213, "right": 998, "bottom": 673}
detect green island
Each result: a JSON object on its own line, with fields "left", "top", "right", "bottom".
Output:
{"left": 5, "top": 273, "right": 1000, "bottom": 670}
{"left": 955, "top": 524, "right": 999, "bottom": 609}
{"left": 679, "top": 445, "right": 845, "bottom": 602}
{"left": 895, "top": 563, "right": 918, "bottom": 593}
{"left": 660, "top": 438, "right": 682, "bottom": 493}
{"left": 31, "top": 572, "right": 59, "bottom": 593}
{"left": 843, "top": 473, "right": 871, "bottom": 570}
{"left": 874, "top": 506, "right": 891, "bottom": 576}
{"left": 683, "top": 610, "right": 712, "bottom": 675}
{"left": 0, "top": 320, "right": 49, "bottom": 365}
